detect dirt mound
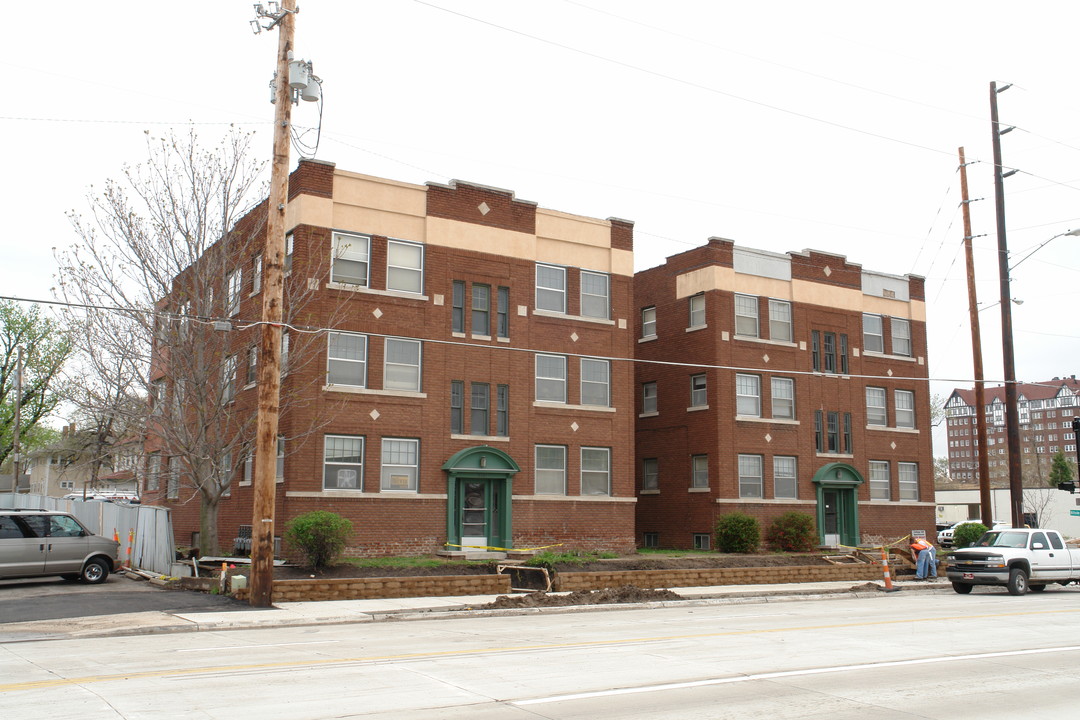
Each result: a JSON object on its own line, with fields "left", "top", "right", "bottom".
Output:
{"left": 480, "top": 585, "right": 684, "bottom": 609}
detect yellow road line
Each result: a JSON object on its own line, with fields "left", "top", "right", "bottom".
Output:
{"left": 3, "top": 606, "right": 1079, "bottom": 693}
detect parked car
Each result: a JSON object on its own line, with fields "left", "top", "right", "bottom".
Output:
{"left": 938, "top": 520, "right": 1010, "bottom": 548}
{"left": 947, "top": 528, "right": 1080, "bottom": 595}
{"left": 0, "top": 509, "right": 120, "bottom": 583}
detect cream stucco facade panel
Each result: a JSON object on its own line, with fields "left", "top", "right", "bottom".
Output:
{"left": 676, "top": 266, "right": 733, "bottom": 299}
{"left": 333, "top": 205, "right": 426, "bottom": 242}
{"left": 861, "top": 294, "right": 927, "bottom": 322}
{"left": 535, "top": 209, "right": 611, "bottom": 249}
{"left": 426, "top": 216, "right": 535, "bottom": 258}
{"left": 610, "top": 248, "right": 633, "bottom": 277}
{"left": 536, "top": 237, "right": 615, "bottom": 275}
{"left": 286, "top": 194, "right": 333, "bottom": 234}
{"left": 332, "top": 172, "right": 427, "bottom": 218}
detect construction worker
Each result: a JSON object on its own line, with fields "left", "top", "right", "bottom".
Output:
{"left": 909, "top": 538, "right": 937, "bottom": 580}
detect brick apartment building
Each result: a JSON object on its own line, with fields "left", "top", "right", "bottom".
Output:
{"left": 634, "top": 239, "right": 935, "bottom": 549}
{"left": 145, "top": 159, "right": 638, "bottom": 556}
{"left": 944, "top": 377, "right": 1080, "bottom": 486}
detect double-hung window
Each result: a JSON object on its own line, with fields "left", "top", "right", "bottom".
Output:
{"left": 252, "top": 255, "right": 262, "bottom": 294}
{"left": 768, "top": 299, "right": 792, "bottom": 342}
{"left": 222, "top": 355, "right": 236, "bottom": 403}
{"left": 738, "top": 454, "right": 763, "bottom": 498}
{"left": 226, "top": 270, "right": 241, "bottom": 316}
{"left": 246, "top": 346, "right": 257, "bottom": 385}
{"left": 387, "top": 240, "right": 423, "bottom": 293}
{"left": 869, "top": 460, "right": 890, "bottom": 500}
{"left": 895, "top": 389, "right": 915, "bottom": 428}
{"left": 690, "top": 374, "right": 707, "bottom": 407}
{"left": 863, "top": 314, "right": 884, "bottom": 353}
{"left": 641, "top": 306, "right": 656, "bottom": 338}
{"left": 451, "top": 281, "right": 465, "bottom": 333}
{"left": 384, "top": 338, "right": 422, "bottom": 392}
{"left": 580, "top": 358, "right": 610, "bottom": 407}
{"left": 497, "top": 287, "right": 509, "bottom": 338}
{"left": 276, "top": 435, "right": 285, "bottom": 479}
{"left": 891, "top": 318, "right": 912, "bottom": 356}
{"left": 536, "top": 354, "right": 567, "bottom": 402}
{"left": 691, "top": 454, "right": 709, "bottom": 488}
{"left": 470, "top": 383, "right": 490, "bottom": 435}
{"left": 898, "top": 462, "right": 918, "bottom": 500}
{"left": 324, "top": 435, "right": 363, "bottom": 489}
{"left": 327, "top": 332, "right": 367, "bottom": 387}
{"left": 642, "top": 381, "right": 657, "bottom": 414}
{"left": 688, "top": 294, "right": 705, "bottom": 328}
{"left": 536, "top": 264, "right": 566, "bottom": 313}
{"left": 146, "top": 453, "right": 161, "bottom": 492}
{"left": 535, "top": 445, "right": 566, "bottom": 494}
{"left": 472, "top": 284, "right": 490, "bottom": 336}
{"left": 774, "top": 456, "right": 797, "bottom": 498}
{"left": 332, "top": 232, "right": 370, "bottom": 286}
{"left": 734, "top": 294, "right": 759, "bottom": 337}
{"left": 771, "top": 377, "right": 795, "bottom": 419}
{"left": 496, "top": 384, "right": 509, "bottom": 436}
{"left": 450, "top": 380, "right": 464, "bottom": 434}
{"left": 580, "top": 271, "right": 609, "bottom": 319}
{"left": 284, "top": 233, "right": 293, "bottom": 274}
{"left": 381, "top": 438, "right": 419, "bottom": 491}
{"left": 581, "top": 447, "right": 611, "bottom": 495}
{"left": 866, "top": 387, "right": 887, "bottom": 426}
{"left": 735, "top": 373, "right": 761, "bottom": 417}
{"left": 642, "top": 458, "right": 659, "bottom": 491}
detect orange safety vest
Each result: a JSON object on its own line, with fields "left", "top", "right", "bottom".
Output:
{"left": 910, "top": 539, "right": 931, "bottom": 552}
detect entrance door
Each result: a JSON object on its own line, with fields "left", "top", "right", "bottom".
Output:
{"left": 823, "top": 489, "right": 840, "bottom": 546}
{"left": 458, "top": 480, "right": 502, "bottom": 550}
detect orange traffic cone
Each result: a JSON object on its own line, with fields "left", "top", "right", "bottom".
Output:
{"left": 880, "top": 547, "right": 901, "bottom": 592}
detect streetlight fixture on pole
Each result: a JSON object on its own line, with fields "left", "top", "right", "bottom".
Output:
{"left": 1009, "top": 228, "right": 1080, "bottom": 272}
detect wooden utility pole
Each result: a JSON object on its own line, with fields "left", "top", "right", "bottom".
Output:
{"left": 989, "top": 81, "right": 1024, "bottom": 528}
{"left": 250, "top": 0, "right": 296, "bottom": 608}
{"left": 958, "top": 147, "right": 992, "bottom": 525}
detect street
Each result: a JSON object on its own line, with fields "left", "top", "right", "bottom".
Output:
{"left": 3, "top": 587, "right": 1080, "bottom": 718}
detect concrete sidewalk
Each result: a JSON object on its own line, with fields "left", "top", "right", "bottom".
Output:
{"left": 0, "top": 576, "right": 948, "bottom": 643}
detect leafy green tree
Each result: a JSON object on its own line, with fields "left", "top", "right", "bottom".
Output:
{"left": 1049, "top": 451, "right": 1076, "bottom": 487}
{"left": 1, "top": 301, "right": 72, "bottom": 468}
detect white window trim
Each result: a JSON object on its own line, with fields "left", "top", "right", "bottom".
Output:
{"left": 535, "top": 263, "right": 567, "bottom": 314}
{"left": 580, "top": 270, "right": 610, "bottom": 320}
{"left": 331, "top": 232, "right": 371, "bottom": 288}
{"left": 323, "top": 435, "right": 365, "bottom": 491}
{"left": 535, "top": 444, "right": 567, "bottom": 496}
{"left": 386, "top": 238, "right": 424, "bottom": 294}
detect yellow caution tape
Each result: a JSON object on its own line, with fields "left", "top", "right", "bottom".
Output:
{"left": 443, "top": 542, "right": 565, "bottom": 553}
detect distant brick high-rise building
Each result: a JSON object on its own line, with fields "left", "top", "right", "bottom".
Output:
{"left": 633, "top": 239, "right": 935, "bottom": 548}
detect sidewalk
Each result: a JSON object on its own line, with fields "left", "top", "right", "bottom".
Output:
{"left": 0, "top": 576, "right": 948, "bottom": 643}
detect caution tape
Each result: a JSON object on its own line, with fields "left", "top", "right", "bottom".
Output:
{"left": 443, "top": 542, "right": 565, "bottom": 552}
{"left": 832, "top": 534, "right": 916, "bottom": 553}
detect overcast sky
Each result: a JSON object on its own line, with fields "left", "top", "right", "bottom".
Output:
{"left": 3, "top": 1, "right": 1078, "bottom": 454}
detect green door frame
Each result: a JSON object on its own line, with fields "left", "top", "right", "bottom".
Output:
{"left": 442, "top": 446, "right": 520, "bottom": 551}
{"left": 811, "top": 462, "right": 864, "bottom": 547}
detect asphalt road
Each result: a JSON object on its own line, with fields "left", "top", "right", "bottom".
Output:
{"left": 3, "top": 586, "right": 1079, "bottom": 718}
{"left": 0, "top": 574, "right": 254, "bottom": 623}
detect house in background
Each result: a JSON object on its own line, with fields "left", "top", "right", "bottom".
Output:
{"left": 23, "top": 424, "right": 140, "bottom": 499}
{"left": 634, "top": 239, "right": 935, "bottom": 549}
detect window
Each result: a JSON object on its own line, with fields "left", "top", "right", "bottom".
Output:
{"left": 324, "top": 435, "right": 363, "bottom": 489}
{"left": 496, "top": 384, "right": 509, "bottom": 436}
{"left": 738, "top": 454, "right": 763, "bottom": 498}
{"left": 167, "top": 456, "right": 180, "bottom": 499}
{"left": 895, "top": 390, "right": 915, "bottom": 428}
{"left": 384, "top": 338, "right": 422, "bottom": 392}
{"left": 869, "top": 460, "right": 890, "bottom": 500}
{"left": 866, "top": 387, "right": 887, "bottom": 426}
{"left": 823, "top": 332, "right": 836, "bottom": 373}
{"left": 450, "top": 380, "right": 464, "bottom": 434}
{"left": 327, "top": 332, "right": 367, "bottom": 387}
{"left": 898, "top": 462, "right": 918, "bottom": 500}
{"left": 771, "top": 377, "right": 795, "bottom": 419}
{"left": 226, "top": 270, "right": 241, "bottom": 316}
{"left": 863, "top": 314, "right": 884, "bottom": 353}
{"left": 470, "top": 383, "right": 490, "bottom": 435}
{"left": 242, "top": 447, "right": 252, "bottom": 486}
{"left": 536, "top": 264, "right": 566, "bottom": 312}
{"left": 736, "top": 373, "right": 761, "bottom": 417}
{"left": 690, "top": 374, "right": 707, "bottom": 408}
{"left": 451, "top": 280, "right": 465, "bottom": 333}
{"left": 642, "top": 458, "right": 658, "bottom": 490}
{"left": 768, "top": 299, "right": 792, "bottom": 342}
{"left": 734, "top": 294, "right": 758, "bottom": 337}
{"left": 381, "top": 438, "right": 419, "bottom": 491}
{"left": 497, "top": 286, "right": 509, "bottom": 338}
{"left": 535, "top": 445, "right": 566, "bottom": 494}
{"left": 580, "top": 271, "right": 609, "bottom": 319}
{"left": 581, "top": 358, "right": 610, "bottom": 407}
{"left": 693, "top": 534, "right": 711, "bottom": 551}
{"left": 246, "top": 346, "right": 257, "bottom": 385}
{"left": 641, "top": 306, "right": 656, "bottom": 338}
{"left": 581, "top": 447, "right": 611, "bottom": 495}
{"left": 472, "top": 284, "right": 490, "bottom": 335}
{"left": 332, "top": 232, "right": 370, "bottom": 286}
{"left": 284, "top": 233, "right": 293, "bottom": 274}
{"left": 774, "top": 456, "right": 797, "bottom": 498}
{"left": 688, "top": 294, "right": 705, "bottom": 328}
{"left": 151, "top": 379, "right": 165, "bottom": 416}
{"left": 147, "top": 453, "right": 161, "bottom": 492}
{"left": 536, "top": 354, "right": 567, "bottom": 402}
{"left": 222, "top": 355, "right": 236, "bottom": 403}
{"left": 816, "top": 410, "right": 852, "bottom": 454}
{"left": 691, "top": 454, "right": 709, "bottom": 488}
{"left": 387, "top": 240, "right": 423, "bottom": 293}
{"left": 281, "top": 331, "right": 290, "bottom": 375}
{"left": 643, "top": 532, "right": 659, "bottom": 548}
{"left": 891, "top": 318, "right": 912, "bottom": 357}
{"left": 252, "top": 255, "right": 262, "bottom": 294}
{"left": 642, "top": 382, "right": 657, "bottom": 414}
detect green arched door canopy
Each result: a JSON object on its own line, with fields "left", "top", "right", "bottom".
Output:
{"left": 443, "top": 446, "right": 520, "bottom": 553}
{"left": 812, "top": 462, "right": 863, "bottom": 548}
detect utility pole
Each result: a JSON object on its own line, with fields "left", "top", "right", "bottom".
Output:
{"left": 11, "top": 346, "right": 24, "bottom": 492}
{"left": 989, "top": 81, "right": 1024, "bottom": 528}
{"left": 958, "top": 147, "right": 992, "bottom": 526}
{"left": 250, "top": 0, "right": 296, "bottom": 608}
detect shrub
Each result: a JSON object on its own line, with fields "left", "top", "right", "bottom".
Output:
{"left": 284, "top": 511, "right": 353, "bottom": 569}
{"left": 715, "top": 512, "right": 761, "bottom": 553}
{"left": 952, "top": 522, "right": 987, "bottom": 549}
{"left": 765, "top": 512, "right": 818, "bottom": 552}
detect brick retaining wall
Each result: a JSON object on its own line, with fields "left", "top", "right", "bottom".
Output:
{"left": 234, "top": 574, "right": 513, "bottom": 603}
{"left": 553, "top": 565, "right": 885, "bottom": 592}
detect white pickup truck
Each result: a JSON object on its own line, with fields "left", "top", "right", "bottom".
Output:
{"left": 946, "top": 528, "right": 1080, "bottom": 595}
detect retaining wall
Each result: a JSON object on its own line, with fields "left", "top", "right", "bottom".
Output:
{"left": 234, "top": 573, "right": 513, "bottom": 603}
{"left": 552, "top": 564, "right": 885, "bottom": 592}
